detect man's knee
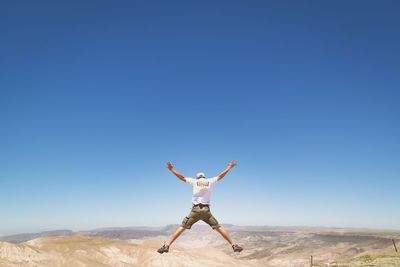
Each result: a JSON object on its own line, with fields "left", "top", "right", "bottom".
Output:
{"left": 177, "top": 226, "right": 186, "bottom": 232}
{"left": 212, "top": 225, "right": 222, "bottom": 230}
{"left": 204, "top": 215, "right": 221, "bottom": 230}
{"left": 181, "top": 216, "right": 197, "bottom": 229}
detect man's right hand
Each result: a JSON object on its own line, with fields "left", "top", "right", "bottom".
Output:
{"left": 167, "top": 162, "right": 186, "bottom": 182}
{"left": 166, "top": 162, "right": 174, "bottom": 170}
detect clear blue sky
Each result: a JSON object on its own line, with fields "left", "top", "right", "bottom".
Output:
{"left": 1, "top": 1, "right": 399, "bottom": 235}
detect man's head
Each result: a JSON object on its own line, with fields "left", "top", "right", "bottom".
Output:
{"left": 196, "top": 172, "right": 205, "bottom": 179}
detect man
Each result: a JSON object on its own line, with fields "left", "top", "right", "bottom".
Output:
{"left": 157, "top": 160, "right": 243, "bottom": 253}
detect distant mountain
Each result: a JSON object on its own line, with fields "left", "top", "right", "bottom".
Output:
{"left": 0, "top": 225, "right": 224, "bottom": 244}
{"left": 0, "top": 227, "right": 168, "bottom": 244}
{"left": 77, "top": 228, "right": 165, "bottom": 240}
{"left": 0, "top": 230, "right": 74, "bottom": 244}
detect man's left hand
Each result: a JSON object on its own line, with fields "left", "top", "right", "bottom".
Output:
{"left": 228, "top": 160, "right": 237, "bottom": 169}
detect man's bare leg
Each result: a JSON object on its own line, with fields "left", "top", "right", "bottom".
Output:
{"left": 167, "top": 226, "right": 186, "bottom": 246}
{"left": 215, "top": 227, "right": 234, "bottom": 245}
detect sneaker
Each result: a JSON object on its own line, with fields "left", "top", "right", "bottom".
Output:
{"left": 232, "top": 244, "right": 243, "bottom": 252}
{"left": 157, "top": 244, "right": 169, "bottom": 254}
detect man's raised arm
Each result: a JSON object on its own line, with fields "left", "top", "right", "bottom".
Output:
{"left": 166, "top": 162, "right": 186, "bottom": 182}
{"left": 217, "top": 160, "right": 237, "bottom": 181}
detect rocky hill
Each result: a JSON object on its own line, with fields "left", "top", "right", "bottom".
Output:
{"left": 0, "top": 236, "right": 260, "bottom": 267}
{"left": 1, "top": 225, "right": 399, "bottom": 266}
{"left": 315, "top": 253, "right": 400, "bottom": 266}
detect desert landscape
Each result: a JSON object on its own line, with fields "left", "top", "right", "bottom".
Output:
{"left": 1, "top": 225, "right": 399, "bottom": 266}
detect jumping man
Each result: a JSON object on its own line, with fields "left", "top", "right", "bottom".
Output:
{"left": 157, "top": 160, "right": 243, "bottom": 253}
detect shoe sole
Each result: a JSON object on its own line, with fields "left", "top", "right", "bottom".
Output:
{"left": 233, "top": 248, "right": 243, "bottom": 252}
{"left": 157, "top": 249, "right": 169, "bottom": 254}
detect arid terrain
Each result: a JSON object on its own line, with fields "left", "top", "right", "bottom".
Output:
{"left": 1, "top": 225, "right": 399, "bottom": 266}
{"left": 0, "top": 236, "right": 259, "bottom": 267}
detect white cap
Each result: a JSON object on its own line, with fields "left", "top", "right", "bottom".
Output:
{"left": 196, "top": 172, "right": 205, "bottom": 178}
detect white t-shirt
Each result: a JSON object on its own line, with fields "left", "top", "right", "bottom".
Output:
{"left": 185, "top": 177, "right": 218, "bottom": 205}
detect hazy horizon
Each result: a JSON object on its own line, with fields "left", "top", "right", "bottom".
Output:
{"left": 2, "top": 222, "right": 400, "bottom": 238}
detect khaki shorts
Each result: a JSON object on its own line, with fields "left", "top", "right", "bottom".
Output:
{"left": 181, "top": 205, "right": 221, "bottom": 230}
